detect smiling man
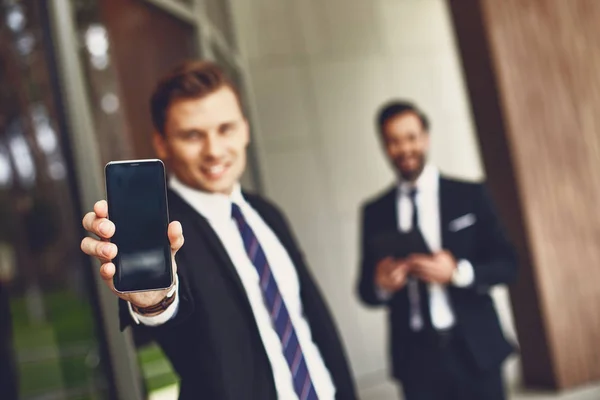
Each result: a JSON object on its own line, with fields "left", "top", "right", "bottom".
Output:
{"left": 357, "top": 101, "right": 518, "bottom": 400}
{"left": 80, "top": 61, "right": 356, "bottom": 400}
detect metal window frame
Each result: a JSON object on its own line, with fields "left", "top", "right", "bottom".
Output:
{"left": 47, "top": 1, "right": 145, "bottom": 399}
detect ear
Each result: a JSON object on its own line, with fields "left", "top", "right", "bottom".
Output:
{"left": 242, "top": 118, "right": 251, "bottom": 146}
{"left": 423, "top": 130, "right": 431, "bottom": 151}
{"left": 153, "top": 132, "right": 169, "bottom": 160}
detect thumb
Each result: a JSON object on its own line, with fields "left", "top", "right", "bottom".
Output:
{"left": 168, "top": 221, "right": 184, "bottom": 253}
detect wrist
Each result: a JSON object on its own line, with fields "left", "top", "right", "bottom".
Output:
{"left": 130, "top": 290, "right": 175, "bottom": 316}
{"left": 451, "top": 259, "right": 475, "bottom": 287}
{"left": 448, "top": 262, "right": 458, "bottom": 283}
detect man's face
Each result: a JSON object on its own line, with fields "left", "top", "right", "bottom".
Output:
{"left": 381, "top": 112, "right": 429, "bottom": 182}
{"left": 153, "top": 86, "right": 249, "bottom": 194}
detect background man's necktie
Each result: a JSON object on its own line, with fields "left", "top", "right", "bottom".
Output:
{"left": 409, "top": 188, "right": 433, "bottom": 332}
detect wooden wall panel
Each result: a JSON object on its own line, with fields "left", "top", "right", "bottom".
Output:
{"left": 449, "top": 0, "right": 600, "bottom": 390}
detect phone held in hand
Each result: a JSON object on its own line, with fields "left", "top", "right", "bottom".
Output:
{"left": 105, "top": 159, "right": 173, "bottom": 293}
{"left": 370, "top": 230, "right": 431, "bottom": 261}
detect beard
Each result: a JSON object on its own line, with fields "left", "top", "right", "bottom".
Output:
{"left": 394, "top": 153, "right": 426, "bottom": 182}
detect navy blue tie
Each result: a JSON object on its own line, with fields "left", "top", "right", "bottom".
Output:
{"left": 409, "top": 188, "right": 419, "bottom": 229}
{"left": 408, "top": 188, "right": 433, "bottom": 331}
{"left": 231, "top": 203, "right": 318, "bottom": 400}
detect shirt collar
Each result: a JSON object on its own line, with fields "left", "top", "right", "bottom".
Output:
{"left": 168, "top": 176, "right": 244, "bottom": 223}
{"left": 397, "top": 164, "right": 440, "bottom": 196}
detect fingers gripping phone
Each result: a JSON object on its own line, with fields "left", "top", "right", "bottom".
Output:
{"left": 105, "top": 159, "right": 173, "bottom": 293}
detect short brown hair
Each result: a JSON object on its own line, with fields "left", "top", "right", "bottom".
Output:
{"left": 150, "top": 60, "right": 242, "bottom": 135}
{"left": 376, "top": 100, "right": 430, "bottom": 134}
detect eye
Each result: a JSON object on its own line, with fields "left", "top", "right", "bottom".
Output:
{"left": 179, "top": 130, "right": 201, "bottom": 141}
{"left": 386, "top": 137, "right": 399, "bottom": 147}
{"left": 219, "top": 122, "right": 237, "bottom": 135}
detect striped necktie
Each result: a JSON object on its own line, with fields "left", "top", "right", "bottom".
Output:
{"left": 231, "top": 203, "right": 318, "bottom": 400}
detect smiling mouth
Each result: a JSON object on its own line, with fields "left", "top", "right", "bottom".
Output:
{"left": 201, "top": 164, "right": 229, "bottom": 180}
{"left": 398, "top": 157, "right": 417, "bottom": 169}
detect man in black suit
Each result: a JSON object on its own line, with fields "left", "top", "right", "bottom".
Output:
{"left": 81, "top": 61, "right": 356, "bottom": 399}
{"left": 357, "top": 101, "right": 517, "bottom": 400}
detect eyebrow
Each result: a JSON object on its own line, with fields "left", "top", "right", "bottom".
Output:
{"left": 173, "top": 118, "right": 243, "bottom": 135}
{"left": 219, "top": 120, "right": 239, "bottom": 128}
{"left": 220, "top": 118, "right": 242, "bottom": 126}
{"left": 175, "top": 128, "right": 203, "bottom": 135}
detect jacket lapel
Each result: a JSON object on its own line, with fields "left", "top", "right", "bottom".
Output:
{"left": 439, "top": 177, "right": 456, "bottom": 249}
{"left": 378, "top": 187, "right": 399, "bottom": 232}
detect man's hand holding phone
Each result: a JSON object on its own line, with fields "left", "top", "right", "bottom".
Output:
{"left": 408, "top": 250, "right": 457, "bottom": 285}
{"left": 375, "top": 257, "right": 411, "bottom": 293}
{"left": 80, "top": 200, "right": 184, "bottom": 311}
{"left": 375, "top": 250, "right": 458, "bottom": 293}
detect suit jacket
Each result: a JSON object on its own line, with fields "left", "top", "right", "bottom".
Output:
{"left": 119, "top": 190, "right": 357, "bottom": 400}
{"left": 357, "top": 177, "right": 517, "bottom": 379}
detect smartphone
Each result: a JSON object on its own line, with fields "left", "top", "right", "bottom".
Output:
{"left": 105, "top": 159, "right": 173, "bottom": 293}
{"left": 370, "top": 230, "right": 431, "bottom": 261}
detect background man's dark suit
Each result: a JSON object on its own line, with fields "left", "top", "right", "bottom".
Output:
{"left": 358, "top": 177, "right": 517, "bottom": 397}
{"left": 120, "top": 190, "right": 357, "bottom": 400}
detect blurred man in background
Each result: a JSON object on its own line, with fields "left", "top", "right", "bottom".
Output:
{"left": 357, "top": 101, "right": 517, "bottom": 400}
{"left": 80, "top": 61, "right": 356, "bottom": 400}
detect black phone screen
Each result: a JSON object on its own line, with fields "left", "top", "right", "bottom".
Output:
{"left": 105, "top": 160, "right": 172, "bottom": 293}
{"left": 370, "top": 230, "right": 431, "bottom": 261}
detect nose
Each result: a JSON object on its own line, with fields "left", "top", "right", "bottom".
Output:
{"left": 203, "top": 134, "right": 225, "bottom": 159}
{"left": 390, "top": 139, "right": 412, "bottom": 157}
{"left": 398, "top": 140, "right": 418, "bottom": 157}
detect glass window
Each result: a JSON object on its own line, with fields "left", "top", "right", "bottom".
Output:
{"left": 72, "top": 0, "right": 135, "bottom": 164}
{"left": 71, "top": 0, "right": 200, "bottom": 395}
{"left": 0, "top": 1, "right": 111, "bottom": 398}
{"left": 75, "top": 0, "right": 198, "bottom": 161}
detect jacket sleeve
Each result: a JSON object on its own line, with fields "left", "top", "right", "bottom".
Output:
{"left": 467, "top": 184, "right": 518, "bottom": 291}
{"left": 357, "top": 205, "right": 389, "bottom": 307}
{"left": 118, "top": 252, "right": 195, "bottom": 332}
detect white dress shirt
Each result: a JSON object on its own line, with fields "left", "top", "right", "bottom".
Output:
{"left": 129, "top": 177, "right": 336, "bottom": 400}
{"left": 396, "top": 164, "right": 474, "bottom": 331}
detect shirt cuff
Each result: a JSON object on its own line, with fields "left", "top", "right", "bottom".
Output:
{"left": 451, "top": 259, "right": 475, "bottom": 287}
{"left": 128, "top": 274, "right": 179, "bottom": 326}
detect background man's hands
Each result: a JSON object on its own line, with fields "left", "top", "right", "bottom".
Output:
{"left": 409, "top": 250, "right": 457, "bottom": 284}
{"left": 375, "top": 257, "right": 411, "bottom": 292}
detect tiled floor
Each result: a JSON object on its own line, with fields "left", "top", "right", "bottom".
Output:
{"left": 150, "top": 382, "right": 600, "bottom": 400}
{"left": 148, "top": 355, "right": 600, "bottom": 399}
{"left": 513, "top": 385, "right": 600, "bottom": 400}
{"left": 358, "top": 381, "right": 600, "bottom": 400}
